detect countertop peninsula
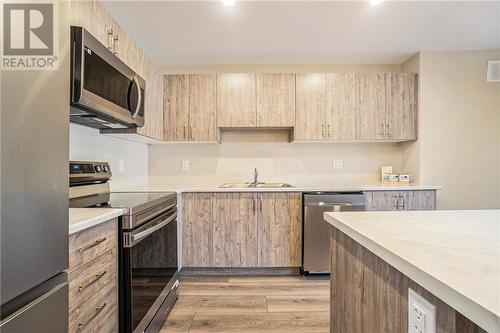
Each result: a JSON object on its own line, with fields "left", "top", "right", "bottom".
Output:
{"left": 324, "top": 210, "right": 500, "bottom": 333}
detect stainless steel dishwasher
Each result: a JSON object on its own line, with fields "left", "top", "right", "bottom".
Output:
{"left": 302, "top": 192, "right": 366, "bottom": 275}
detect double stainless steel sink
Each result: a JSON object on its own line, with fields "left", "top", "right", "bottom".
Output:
{"left": 220, "top": 168, "right": 294, "bottom": 188}
{"left": 219, "top": 182, "right": 294, "bottom": 188}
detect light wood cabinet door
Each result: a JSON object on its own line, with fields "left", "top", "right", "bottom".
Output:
{"left": 182, "top": 193, "right": 214, "bottom": 267}
{"left": 164, "top": 75, "right": 190, "bottom": 141}
{"left": 256, "top": 73, "right": 295, "bottom": 127}
{"left": 365, "top": 190, "right": 436, "bottom": 211}
{"left": 212, "top": 193, "right": 258, "bottom": 267}
{"left": 217, "top": 73, "right": 257, "bottom": 127}
{"left": 365, "top": 191, "right": 401, "bottom": 211}
{"left": 386, "top": 73, "right": 418, "bottom": 140}
{"left": 189, "top": 74, "right": 217, "bottom": 141}
{"left": 356, "top": 73, "right": 386, "bottom": 140}
{"left": 325, "top": 73, "right": 356, "bottom": 140}
{"left": 295, "top": 73, "right": 327, "bottom": 140}
{"left": 257, "top": 193, "right": 302, "bottom": 267}
{"left": 404, "top": 190, "right": 436, "bottom": 210}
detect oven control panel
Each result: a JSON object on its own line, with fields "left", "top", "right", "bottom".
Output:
{"left": 69, "top": 161, "right": 112, "bottom": 185}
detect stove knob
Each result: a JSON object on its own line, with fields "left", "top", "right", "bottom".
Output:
{"left": 94, "top": 165, "right": 102, "bottom": 173}
{"left": 103, "top": 165, "right": 109, "bottom": 172}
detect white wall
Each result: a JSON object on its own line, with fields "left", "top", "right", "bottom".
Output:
{"left": 149, "top": 131, "right": 402, "bottom": 188}
{"left": 402, "top": 50, "right": 500, "bottom": 209}
{"left": 69, "top": 123, "right": 149, "bottom": 189}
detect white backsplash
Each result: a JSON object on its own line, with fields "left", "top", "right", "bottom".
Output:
{"left": 148, "top": 131, "right": 403, "bottom": 188}
{"left": 69, "top": 123, "right": 149, "bottom": 189}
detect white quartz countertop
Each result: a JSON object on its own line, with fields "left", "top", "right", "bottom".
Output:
{"left": 324, "top": 210, "right": 500, "bottom": 333}
{"left": 69, "top": 208, "right": 123, "bottom": 235}
{"left": 112, "top": 184, "right": 442, "bottom": 193}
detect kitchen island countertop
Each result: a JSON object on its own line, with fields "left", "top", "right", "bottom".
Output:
{"left": 324, "top": 210, "right": 500, "bottom": 332}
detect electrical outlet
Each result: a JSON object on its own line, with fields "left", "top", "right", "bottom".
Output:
{"left": 118, "top": 159, "right": 125, "bottom": 172}
{"left": 409, "top": 303, "right": 426, "bottom": 333}
{"left": 333, "top": 159, "right": 344, "bottom": 169}
{"left": 181, "top": 160, "right": 190, "bottom": 171}
{"left": 408, "top": 289, "right": 436, "bottom": 333}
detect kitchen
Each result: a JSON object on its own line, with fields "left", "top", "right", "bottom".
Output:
{"left": 1, "top": 1, "right": 499, "bottom": 333}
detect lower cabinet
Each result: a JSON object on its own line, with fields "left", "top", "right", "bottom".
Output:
{"left": 68, "top": 219, "right": 118, "bottom": 333}
{"left": 258, "top": 193, "right": 302, "bottom": 267}
{"left": 181, "top": 192, "right": 302, "bottom": 268}
{"left": 365, "top": 190, "right": 436, "bottom": 211}
{"left": 213, "top": 193, "right": 258, "bottom": 267}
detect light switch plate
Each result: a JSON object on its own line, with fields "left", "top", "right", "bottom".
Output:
{"left": 181, "top": 160, "right": 190, "bottom": 171}
{"left": 118, "top": 159, "right": 125, "bottom": 172}
{"left": 408, "top": 289, "right": 436, "bottom": 333}
{"left": 333, "top": 159, "right": 344, "bottom": 169}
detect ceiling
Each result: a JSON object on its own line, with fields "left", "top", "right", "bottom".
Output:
{"left": 101, "top": 1, "right": 500, "bottom": 66}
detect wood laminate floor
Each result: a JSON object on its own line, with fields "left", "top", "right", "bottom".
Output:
{"left": 161, "top": 275, "right": 330, "bottom": 333}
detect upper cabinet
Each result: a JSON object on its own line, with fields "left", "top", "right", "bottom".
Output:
{"left": 325, "top": 73, "right": 357, "bottom": 140}
{"left": 256, "top": 73, "right": 295, "bottom": 127}
{"left": 385, "top": 73, "right": 418, "bottom": 140}
{"left": 356, "top": 73, "right": 418, "bottom": 140}
{"left": 295, "top": 73, "right": 327, "bottom": 140}
{"left": 216, "top": 73, "right": 296, "bottom": 129}
{"left": 295, "top": 73, "right": 356, "bottom": 140}
{"left": 356, "top": 73, "right": 387, "bottom": 140}
{"left": 164, "top": 74, "right": 217, "bottom": 142}
{"left": 189, "top": 74, "right": 217, "bottom": 141}
{"left": 164, "top": 74, "right": 189, "bottom": 141}
{"left": 217, "top": 73, "right": 257, "bottom": 127}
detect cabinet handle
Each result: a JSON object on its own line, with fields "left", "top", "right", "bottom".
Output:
{"left": 78, "top": 237, "right": 106, "bottom": 253}
{"left": 113, "top": 35, "right": 119, "bottom": 55}
{"left": 328, "top": 124, "right": 332, "bottom": 139}
{"left": 189, "top": 126, "right": 193, "bottom": 140}
{"left": 399, "top": 195, "right": 405, "bottom": 210}
{"left": 392, "top": 195, "right": 399, "bottom": 210}
{"left": 386, "top": 123, "right": 392, "bottom": 137}
{"left": 321, "top": 124, "right": 325, "bottom": 138}
{"left": 381, "top": 123, "right": 386, "bottom": 137}
{"left": 106, "top": 29, "right": 113, "bottom": 50}
{"left": 252, "top": 196, "right": 256, "bottom": 212}
{"left": 79, "top": 271, "right": 107, "bottom": 292}
{"left": 183, "top": 125, "right": 187, "bottom": 140}
{"left": 78, "top": 303, "right": 107, "bottom": 331}
{"left": 259, "top": 194, "right": 263, "bottom": 212}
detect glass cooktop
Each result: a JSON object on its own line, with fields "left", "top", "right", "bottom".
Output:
{"left": 70, "top": 191, "right": 176, "bottom": 211}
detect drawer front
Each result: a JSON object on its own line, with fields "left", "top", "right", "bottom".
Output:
{"left": 69, "top": 248, "right": 117, "bottom": 314}
{"left": 68, "top": 280, "right": 117, "bottom": 333}
{"left": 69, "top": 219, "right": 118, "bottom": 272}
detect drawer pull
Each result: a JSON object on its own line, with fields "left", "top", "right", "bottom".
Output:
{"left": 78, "top": 271, "right": 107, "bottom": 292}
{"left": 78, "top": 302, "right": 107, "bottom": 331}
{"left": 78, "top": 237, "right": 106, "bottom": 253}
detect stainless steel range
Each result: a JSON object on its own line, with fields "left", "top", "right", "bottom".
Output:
{"left": 69, "top": 161, "right": 178, "bottom": 333}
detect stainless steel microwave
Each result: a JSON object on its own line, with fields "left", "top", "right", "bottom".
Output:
{"left": 70, "top": 26, "right": 145, "bottom": 129}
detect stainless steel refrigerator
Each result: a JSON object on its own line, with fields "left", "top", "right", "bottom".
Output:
{"left": 1, "top": 3, "right": 70, "bottom": 332}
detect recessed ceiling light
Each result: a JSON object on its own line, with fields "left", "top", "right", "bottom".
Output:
{"left": 370, "top": 0, "right": 383, "bottom": 5}
{"left": 222, "top": 0, "right": 235, "bottom": 6}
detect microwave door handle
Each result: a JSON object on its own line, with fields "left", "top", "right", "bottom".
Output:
{"left": 131, "top": 76, "right": 141, "bottom": 119}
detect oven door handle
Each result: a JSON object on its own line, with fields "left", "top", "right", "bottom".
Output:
{"left": 125, "top": 212, "right": 177, "bottom": 247}
{"left": 135, "top": 203, "right": 176, "bottom": 227}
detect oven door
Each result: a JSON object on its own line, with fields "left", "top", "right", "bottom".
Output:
{"left": 120, "top": 208, "right": 178, "bottom": 333}
{"left": 70, "top": 26, "right": 145, "bottom": 129}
